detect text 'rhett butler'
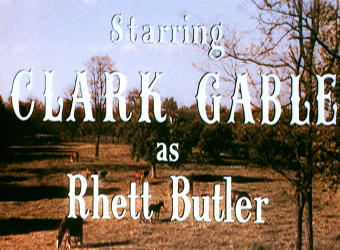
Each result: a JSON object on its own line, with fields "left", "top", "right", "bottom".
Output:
{"left": 67, "top": 174, "right": 268, "bottom": 223}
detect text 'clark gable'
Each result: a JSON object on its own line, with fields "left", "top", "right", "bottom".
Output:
{"left": 11, "top": 70, "right": 338, "bottom": 125}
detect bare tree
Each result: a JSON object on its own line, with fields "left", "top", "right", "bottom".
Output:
{"left": 199, "top": 1, "right": 340, "bottom": 249}
{"left": 86, "top": 56, "right": 116, "bottom": 157}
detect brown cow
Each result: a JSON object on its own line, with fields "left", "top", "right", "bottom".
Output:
{"left": 231, "top": 190, "right": 251, "bottom": 207}
{"left": 55, "top": 216, "right": 83, "bottom": 249}
{"left": 149, "top": 201, "right": 164, "bottom": 223}
{"left": 70, "top": 152, "right": 79, "bottom": 163}
{"left": 85, "top": 168, "right": 92, "bottom": 181}
{"left": 136, "top": 197, "right": 145, "bottom": 223}
{"left": 168, "top": 179, "right": 193, "bottom": 196}
{"left": 133, "top": 171, "right": 144, "bottom": 183}
{"left": 168, "top": 179, "right": 183, "bottom": 196}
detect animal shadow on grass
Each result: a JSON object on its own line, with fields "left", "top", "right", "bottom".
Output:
{"left": 149, "top": 180, "right": 166, "bottom": 186}
{"left": 0, "top": 184, "right": 119, "bottom": 201}
{"left": 85, "top": 240, "right": 130, "bottom": 248}
{"left": 0, "top": 218, "right": 62, "bottom": 236}
{"left": 160, "top": 217, "right": 172, "bottom": 223}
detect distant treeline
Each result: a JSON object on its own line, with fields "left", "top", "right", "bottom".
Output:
{"left": 0, "top": 94, "right": 250, "bottom": 162}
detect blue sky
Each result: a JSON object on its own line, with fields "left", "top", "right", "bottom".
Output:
{"left": 0, "top": 0, "right": 251, "bottom": 108}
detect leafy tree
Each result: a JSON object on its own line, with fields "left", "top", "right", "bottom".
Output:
{"left": 117, "top": 89, "right": 142, "bottom": 144}
{"left": 123, "top": 89, "right": 170, "bottom": 178}
{"left": 131, "top": 121, "right": 169, "bottom": 178}
{"left": 123, "top": 91, "right": 200, "bottom": 176}
{"left": 198, "top": 122, "right": 233, "bottom": 161}
{"left": 62, "top": 98, "right": 84, "bottom": 141}
{"left": 61, "top": 86, "right": 85, "bottom": 141}
{"left": 0, "top": 95, "right": 14, "bottom": 147}
{"left": 176, "top": 105, "right": 206, "bottom": 156}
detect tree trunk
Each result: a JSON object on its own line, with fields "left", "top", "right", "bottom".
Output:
{"left": 95, "top": 134, "right": 100, "bottom": 157}
{"left": 304, "top": 183, "right": 313, "bottom": 250}
{"left": 150, "top": 164, "right": 156, "bottom": 179}
{"left": 295, "top": 187, "right": 305, "bottom": 250}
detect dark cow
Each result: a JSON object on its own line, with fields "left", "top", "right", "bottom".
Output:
{"left": 99, "top": 170, "right": 108, "bottom": 181}
{"left": 55, "top": 216, "right": 83, "bottom": 249}
{"left": 143, "top": 170, "right": 150, "bottom": 181}
{"left": 149, "top": 201, "right": 164, "bottom": 223}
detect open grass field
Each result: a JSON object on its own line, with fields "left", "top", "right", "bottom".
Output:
{"left": 1, "top": 142, "right": 340, "bottom": 249}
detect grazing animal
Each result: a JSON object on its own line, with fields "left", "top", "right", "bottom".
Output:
{"left": 136, "top": 197, "right": 145, "bottom": 223}
{"left": 85, "top": 169, "right": 99, "bottom": 181}
{"left": 55, "top": 216, "right": 83, "bottom": 249}
{"left": 99, "top": 170, "right": 108, "bottom": 181}
{"left": 143, "top": 170, "right": 150, "bottom": 181}
{"left": 85, "top": 168, "right": 92, "bottom": 181}
{"left": 70, "top": 152, "right": 79, "bottom": 163}
{"left": 133, "top": 171, "right": 144, "bottom": 183}
{"left": 231, "top": 190, "right": 251, "bottom": 207}
{"left": 168, "top": 180, "right": 183, "bottom": 196}
{"left": 149, "top": 201, "right": 164, "bottom": 223}
{"left": 168, "top": 179, "right": 193, "bottom": 196}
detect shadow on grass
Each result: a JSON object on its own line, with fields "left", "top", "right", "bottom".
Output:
{"left": 187, "top": 174, "right": 273, "bottom": 183}
{"left": 0, "top": 184, "right": 120, "bottom": 201}
{"left": 2, "top": 167, "right": 70, "bottom": 177}
{"left": 5, "top": 163, "right": 150, "bottom": 176}
{"left": 149, "top": 180, "right": 166, "bottom": 186}
{"left": 0, "top": 217, "right": 62, "bottom": 236}
{"left": 160, "top": 217, "right": 172, "bottom": 223}
{"left": 2, "top": 146, "right": 74, "bottom": 164}
{"left": 0, "top": 175, "right": 29, "bottom": 183}
{"left": 85, "top": 240, "right": 130, "bottom": 248}
{"left": 187, "top": 153, "right": 249, "bottom": 166}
